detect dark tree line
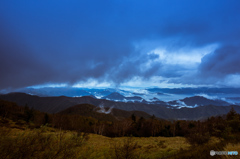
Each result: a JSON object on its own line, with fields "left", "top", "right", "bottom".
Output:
{"left": 1, "top": 99, "right": 240, "bottom": 144}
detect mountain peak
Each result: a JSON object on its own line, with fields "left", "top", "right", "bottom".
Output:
{"left": 102, "top": 92, "right": 125, "bottom": 101}
{"left": 181, "top": 96, "right": 230, "bottom": 106}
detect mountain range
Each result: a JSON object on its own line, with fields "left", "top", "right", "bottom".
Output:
{"left": 0, "top": 92, "right": 239, "bottom": 120}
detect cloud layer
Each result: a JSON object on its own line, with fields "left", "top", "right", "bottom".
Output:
{"left": 1, "top": 0, "right": 240, "bottom": 90}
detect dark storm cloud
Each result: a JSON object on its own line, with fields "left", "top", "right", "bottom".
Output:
{"left": 171, "top": 45, "right": 240, "bottom": 86}
{"left": 0, "top": 0, "right": 134, "bottom": 89}
{"left": 108, "top": 51, "right": 163, "bottom": 83}
{"left": 200, "top": 46, "right": 240, "bottom": 76}
{"left": 190, "top": 45, "right": 240, "bottom": 86}
{"left": 1, "top": 0, "right": 240, "bottom": 89}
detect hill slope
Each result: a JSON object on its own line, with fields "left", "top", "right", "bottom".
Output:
{"left": 58, "top": 103, "right": 152, "bottom": 120}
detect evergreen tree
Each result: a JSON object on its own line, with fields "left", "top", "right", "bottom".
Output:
{"left": 44, "top": 113, "right": 49, "bottom": 125}
{"left": 131, "top": 113, "right": 136, "bottom": 122}
{"left": 24, "top": 104, "right": 34, "bottom": 123}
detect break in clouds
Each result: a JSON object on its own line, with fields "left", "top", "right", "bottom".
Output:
{"left": 1, "top": 0, "right": 240, "bottom": 90}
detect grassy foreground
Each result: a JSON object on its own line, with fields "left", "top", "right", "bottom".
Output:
{"left": 0, "top": 125, "right": 191, "bottom": 159}
{"left": 0, "top": 117, "right": 239, "bottom": 159}
{"left": 86, "top": 134, "right": 191, "bottom": 159}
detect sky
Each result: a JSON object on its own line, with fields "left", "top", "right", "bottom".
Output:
{"left": 1, "top": 0, "right": 240, "bottom": 90}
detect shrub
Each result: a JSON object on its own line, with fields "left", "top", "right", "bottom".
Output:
{"left": 111, "top": 137, "right": 140, "bottom": 159}
{"left": 186, "top": 131, "right": 210, "bottom": 146}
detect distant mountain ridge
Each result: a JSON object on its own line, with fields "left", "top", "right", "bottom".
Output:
{"left": 168, "top": 96, "right": 230, "bottom": 108}
{"left": 182, "top": 96, "right": 230, "bottom": 106}
{"left": 0, "top": 92, "right": 239, "bottom": 120}
{"left": 146, "top": 87, "right": 240, "bottom": 94}
{"left": 101, "top": 92, "right": 145, "bottom": 102}
{"left": 102, "top": 92, "right": 125, "bottom": 100}
{"left": 14, "top": 87, "right": 240, "bottom": 105}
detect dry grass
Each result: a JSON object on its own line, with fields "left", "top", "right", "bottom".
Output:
{"left": 224, "top": 143, "right": 240, "bottom": 151}
{"left": 221, "top": 143, "right": 240, "bottom": 159}
{"left": 84, "top": 135, "right": 191, "bottom": 159}
{"left": 4, "top": 128, "right": 190, "bottom": 159}
{"left": 1, "top": 124, "right": 239, "bottom": 159}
